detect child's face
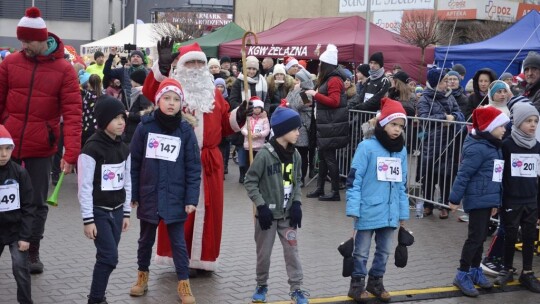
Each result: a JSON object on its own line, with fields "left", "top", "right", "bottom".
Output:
{"left": 105, "top": 114, "right": 126, "bottom": 139}
{"left": 209, "top": 65, "right": 220, "bottom": 75}
{"left": 253, "top": 107, "right": 262, "bottom": 115}
{"left": 216, "top": 84, "right": 225, "bottom": 93}
{"left": 519, "top": 115, "right": 539, "bottom": 136}
{"left": 491, "top": 125, "right": 506, "bottom": 140}
{"left": 383, "top": 118, "right": 405, "bottom": 139}
{"left": 0, "top": 145, "right": 14, "bottom": 166}
{"left": 280, "top": 128, "right": 300, "bottom": 145}
{"left": 158, "top": 91, "right": 182, "bottom": 116}
{"left": 492, "top": 89, "right": 508, "bottom": 103}
{"left": 344, "top": 79, "right": 351, "bottom": 88}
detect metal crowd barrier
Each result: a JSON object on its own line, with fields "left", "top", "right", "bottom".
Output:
{"left": 340, "top": 110, "right": 472, "bottom": 208}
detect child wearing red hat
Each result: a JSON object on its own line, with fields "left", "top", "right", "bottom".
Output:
{"left": 0, "top": 125, "right": 35, "bottom": 304}
{"left": 346, "top": 97, "right": 409, "bottom": 302}
{"left": 128, "top": 78, "right": 202, "bottom": 303}
{"left": 448, "top": 106, "right": 509, "bottom": 297}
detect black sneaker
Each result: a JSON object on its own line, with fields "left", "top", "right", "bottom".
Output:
{"left": 481, "top": 257, "right": 503, "bottom": 277}
{"left": 495, "top": 268, "right": 514, "bottom": 288}
{"left": 519, "top": 271, "right": 540, "bottom": 293}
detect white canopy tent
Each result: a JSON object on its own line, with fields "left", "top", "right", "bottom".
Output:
{"left": 80, "top": 23, "right": 162, "bottom": 60}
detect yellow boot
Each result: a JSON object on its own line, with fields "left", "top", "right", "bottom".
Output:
{"left": 129, "top": 271, "right": 149, "bottom": 296}
{"left": 177, "top": 279, "right": 196, "bottom": 304}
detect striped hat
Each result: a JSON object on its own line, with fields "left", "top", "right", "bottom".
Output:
{"left": 17, "top": 7, "right": 48, "bottom": 42}
{"left": 507, "top": 95, "right": 531, "bottom": 118}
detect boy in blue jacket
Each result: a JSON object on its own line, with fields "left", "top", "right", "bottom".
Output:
{"left": 448, "top": 106, "right": 509, "bottom": 297}
{"left": 346, "top": 98, "right": 409, "bottom": 303}
{"left": 129, "top": 79, "right": 201, "bottom": 304}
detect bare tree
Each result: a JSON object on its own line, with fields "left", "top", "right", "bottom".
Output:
{"left": 241, "top": 7, "right": 282, "bottom": 33}
{"left": 152, "top": 12, "right": 206, "bottom": 43}
{"left": 396, "top": 10, "right": 443, "bottom": 83}
{"left": 461, "top": 19, "right": 512, "bottom": 44}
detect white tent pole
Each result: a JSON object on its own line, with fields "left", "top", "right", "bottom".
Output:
{"left": 133, "top": 0, "right": 137, "bottom": 46}
{"left": 363, "top": 0, "right": 371, "bottom": 64}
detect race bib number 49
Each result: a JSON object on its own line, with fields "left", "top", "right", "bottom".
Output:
{"left": 145, "top": 133, "right": 181, "bottom": 162}
{"left": 0, "top": 183, "right": 20, "bottom": 212}
{"left": 510, "top": 154, "right": 537, "bottom": 177}
{"left": 376, "top": 157, "right": 402, "bottom": 182}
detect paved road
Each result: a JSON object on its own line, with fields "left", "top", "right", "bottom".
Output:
{"left": 1, "top": 166, "right": 539, "bottom": 303}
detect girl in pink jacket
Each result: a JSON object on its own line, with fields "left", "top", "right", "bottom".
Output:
{"left": 241, "top": 96, "right": 270, "bottom": 159}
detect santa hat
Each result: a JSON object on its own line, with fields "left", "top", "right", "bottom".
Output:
{"left": 250, "top": 96, "right": 264, "bottom": 109}
{"left": 319, "top": 44, "right": 338, "bottom": 66}
{"left": 284, "top": 56, "right": 299, "bottom": 71}
{"left": 472, "top": 106, "right": 510, "bottom": 134}
{"left": 378, "top": 97, "right": 407, "bottom": 127}
{"left": 155, "top": 78, "right": 184, "bottom": 104}
{"left": 177, "top": 42, "right": 207, "bottom": 67}
{"left": 0, "top": 125, "right": 14, "bottom": 147}
{"left": 17, "top": 7, "right": 48, "bottom": 42}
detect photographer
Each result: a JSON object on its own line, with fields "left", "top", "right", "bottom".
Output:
{"left": 102, "top": 46, "right": 148, "bottom": 108}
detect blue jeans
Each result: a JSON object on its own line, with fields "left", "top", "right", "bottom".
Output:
{"left": 352, "top": 227, "right": 395, "bottom": 278}
{"left": 0, "top": 241, "right": 33, "bottom": 304}
{"left": 89, "top": 207, "right": 123, "bottom": 302}
{"left": 137, "top": 220, "right": 189, "bottom": 280}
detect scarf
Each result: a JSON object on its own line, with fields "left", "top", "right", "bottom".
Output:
{"left": 154, "top": 108, "right": 182, "bottom": 134}
{"left": 511, "top": 125, "right": 537, "bottom": 149}
{"left": 44, "top": 36, "right": 57, "bottom": 56}
{"left": 128, "top": 64, "right": 146, "bottom": 75}
{"left": 375, "top": 123, "right": 405, "bottom": 153}
{"left": 237, "top": 73, "right": 268, "bottom": 101}
{"left": 130, "top": 86, "right": 142, "bottom": 106}
{"left": 368, "top": 67, "right": 385, "bottom": 80}
{"left": 474, "top": 131, "right": 502, "bottom": 148}
{"left": 269, "top": 137, "right": 295, "bottom": 163}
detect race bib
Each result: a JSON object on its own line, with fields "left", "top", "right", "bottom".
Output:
{"left": 283, "top": 184, "right": 292, "bottom": 209}
{"left": 101, "top": 162, "right": 126, "bottom": 191}
{"left": 145, "top": 133, "right": 181, "bottom": 162}
{"left": 376, "top": 157, "right": 402, "bottom": 182}
{"left": 492, "top": 159, "right": 504, "bottom": 182}
{"left": 254, "top": 126, "right": 262, "bottom": 134}
{"left": 364, "top": 93, "right": 374, "bottom": 102}
{"left": 0, "top": 183, "right": 20, "bottom": 212}
{"left": 510, "top": 154, "right": 537, "bottom": 177}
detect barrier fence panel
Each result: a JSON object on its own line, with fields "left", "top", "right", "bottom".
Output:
{"left": 340, "top": 110, "right": 472, "bottom": 209}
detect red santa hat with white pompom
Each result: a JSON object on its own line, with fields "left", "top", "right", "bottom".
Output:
{"left": 17, "top": 7, "right": 48, "bottom": 41}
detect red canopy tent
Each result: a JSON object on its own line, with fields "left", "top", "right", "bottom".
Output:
{"left": 219, "top": 16, "right": 434, "bottom": 83}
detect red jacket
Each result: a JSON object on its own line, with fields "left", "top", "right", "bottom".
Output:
{"left": 0, "top": 33, "right": 81, "bottom": 163}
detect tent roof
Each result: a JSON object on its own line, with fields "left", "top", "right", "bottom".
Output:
{"left": 181, "top": 22, "right": 245, "bottom": 58}
{"left": 435, "top": 10, "right": 540, "bottom": 61}
{"left": 219, "top": 16, "right": 432, "bottom": 81}
{"left": 80, "top": 23, "right": 160, "bottom": 57}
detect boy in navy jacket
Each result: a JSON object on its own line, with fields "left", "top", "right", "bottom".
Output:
{"left": 449, "top": 106, "right": 509, "bottom": 297}
{"left": 0, "top": 125, "right": 35, "bottom": 304}
{"left": 78, "top": 96, "right": 131, "bottom": 304}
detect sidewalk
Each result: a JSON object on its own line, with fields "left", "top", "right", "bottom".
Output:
{"left": 0, "top": 170, "right": 538, "bottom": 303}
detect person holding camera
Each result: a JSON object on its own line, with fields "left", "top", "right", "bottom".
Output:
{"left": 103, "top": 46, "right": 149, "bottom": 109}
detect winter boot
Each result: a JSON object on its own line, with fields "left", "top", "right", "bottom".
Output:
{"left": 366, "top": 276, "right": 391, "bottom": 302}
{"left": 318, "top": 191, "right": 341, "bottom": 201}
{"left": 453, "top": 270, "right": 479, "bottom": 297}
{"left": 177, "top": 279, "right": 196, "bottom": 304}
{"left": 307, "top": 177, "right": 325, "bottom": 198}
{"left": 348, "top": 276, "right": 369, "bottom": 302}
{"left": 519, "top": 271, "right": 540, "bottom": 293}
{"left": 129, "top": 271, "right": 149, "bottom": 296}
{"left": 87, "top": 296, "right": 108, "bottom": 304}
{"left": 494, "top": 268, "right": 515, "bottom": 288}
{"left": 469, "top": 267, "right": 493, "bottom": 289}
{"left": 28, "top": 241, "right": 44, "bottom": 274}
{"left": 239, "top": 166, "right": 247, "bottom": 184}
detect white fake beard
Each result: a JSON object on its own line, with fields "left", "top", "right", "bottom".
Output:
{"left": 173, "top": 65, "right": 215, "bottom": 113}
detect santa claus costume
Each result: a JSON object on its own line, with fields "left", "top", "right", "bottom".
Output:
{"left": 142, "top": 42, "right": 242, "bottom": 271}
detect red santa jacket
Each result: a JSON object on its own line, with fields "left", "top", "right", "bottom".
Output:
{"left": 0, "top": 33, "right": 82, "bottom": 163}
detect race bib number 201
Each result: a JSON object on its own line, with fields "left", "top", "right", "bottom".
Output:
{"left": 510, "top": 154, "right": 537, "bottom": 178}
{"left": 145, "top": 133, "right": 181, "bottom": 162}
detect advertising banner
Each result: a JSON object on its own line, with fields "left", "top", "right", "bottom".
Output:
{"left": 339, "top": 0, "right": 434, "bottom": 13}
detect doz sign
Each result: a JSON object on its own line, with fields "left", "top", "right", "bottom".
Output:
{"left": 478, "top": 0, "right": 518, "bottom": 21}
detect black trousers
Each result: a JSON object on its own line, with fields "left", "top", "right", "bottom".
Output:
{"left": 297, "top": 146, "right": 308, "bottom": 181}
{"left": 502, "top": 202, "right": 538, "bottom": 271}
{"left": 459, "top": 208, "right": 492, "bottom": 271}
{"left": 317, "top": 148, "right": 339, "bottom": 192}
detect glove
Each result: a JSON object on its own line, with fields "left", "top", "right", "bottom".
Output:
{"left": 236, "top": 100, "right": 254, "bottom": 126}
{"left": 289, "top": 201, "right": 302, "bottom": 229}
{"left": 157, "top": 36, "right": 174, "bottom": 76}
{"left": 256, "top": 205, "right": 274, "bottom": 230}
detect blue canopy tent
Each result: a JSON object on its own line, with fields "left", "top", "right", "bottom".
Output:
{"left": 435, "top": 10, "right": 540, "bottom": 84}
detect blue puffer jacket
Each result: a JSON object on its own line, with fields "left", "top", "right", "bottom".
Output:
{"left": 448, "top": 134, "right": 503, "bottom": 212}
{"left": 345, "top": 137, "right": 409, "bottom": 230}
{"left": 130, "top": 113, "right": 201, "bottom": 224}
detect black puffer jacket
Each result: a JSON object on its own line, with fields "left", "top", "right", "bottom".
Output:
{"left": 316, "top": 67, "right": 349, "bottom": 150}
{"left": 0, "top": 161, "right": 34, "bottom": 245}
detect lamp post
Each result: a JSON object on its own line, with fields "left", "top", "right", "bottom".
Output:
{"left": 363, "top": 0, "right": 371, "bottom": 64}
